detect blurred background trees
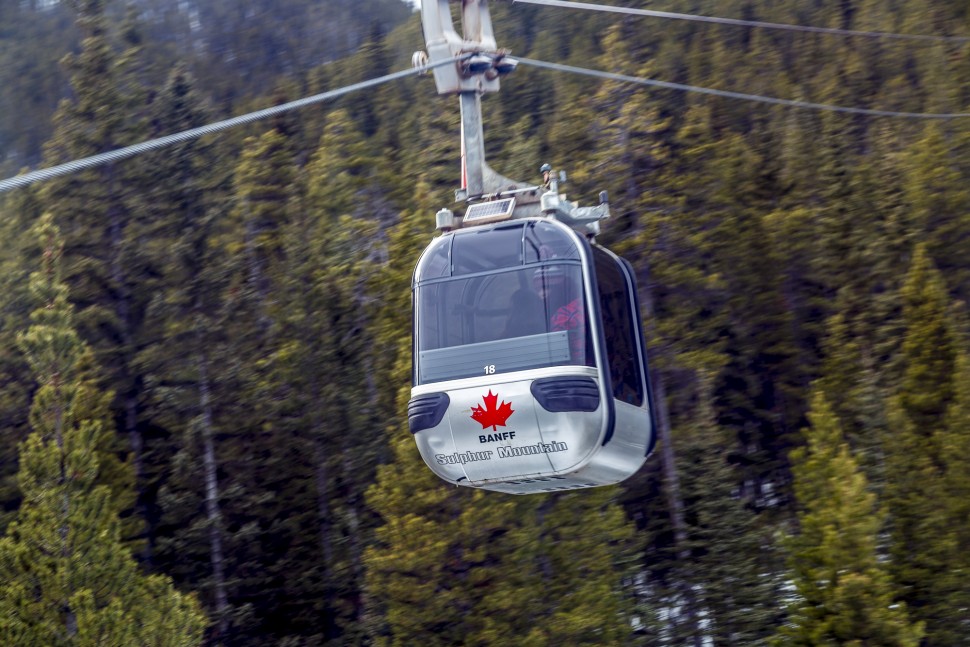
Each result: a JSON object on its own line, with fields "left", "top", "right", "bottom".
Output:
{"left": 0, "top": 0, "right": 969, "bottom": 644}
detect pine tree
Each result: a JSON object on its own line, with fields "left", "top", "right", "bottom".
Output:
{"left": 304, "top": 108, "right": 377, "bottom": 221}
{"left": 884, "top": 245, "right": 963, "bottom": 645}
{"left": 939, "top": 348, "right": 970, "bottom": 640}
{"left": 0, "top": 189, "right": 43, "bottom": 533}
{"left": 815, "top": 311, "right": 889, "bottom": 486}
{"left": 776, "top": 390, "right": 922, "bottom": 646}
{"left": 0, "top": 215, "right": 207, "bottom": 646}
{"left": 247, "top": 119, "right": 388, "bottom": 641}
{"left": 901, "top": 121, "right": 970, "bottom": 304}
{"left": 677, "top": 372, "right": 785, "bottom": 646}
{"left": 128, "top": 65, "right": 230, "bottom": 566}
{"left": 215, "top": 126, "right": 306, "bottom": 642}
{"left": 365, "top": 420, "right": 639, "bottom": 646}
{"left": 39, "top": 0, "right": 150, "bottom": 544}
{"left": 0, "top": 1, "right": 77, "bottom": 171}
{"left": 126, "top": 65, "right": 239, "bottom": 642}
{"left": 150, "top": 125, "right": 300, "bottom": 644}
{"left": 232, "top": 127, "right": 296, "bottom": 334}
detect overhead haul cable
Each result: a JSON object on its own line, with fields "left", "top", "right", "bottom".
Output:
{"left": 4, "top": 53, "right": 969, "bottom": 194}
{"left": 0, "top": 57, "right": 460, "bottom": 194}
{"left": 517, "top": 57, "right": 970, "bottom": 118}
{"left": 513, "top": 0, "right": 970, "bottom": 43}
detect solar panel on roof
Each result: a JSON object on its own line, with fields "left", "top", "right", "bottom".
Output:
{"left": 463, "top": 198, "right": 516, "bottom": 223}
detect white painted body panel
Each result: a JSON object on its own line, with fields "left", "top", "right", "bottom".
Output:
{"left": 411, "top": 366, "right": 651, "bottom": 494}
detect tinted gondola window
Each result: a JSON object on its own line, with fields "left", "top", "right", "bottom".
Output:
{"left": 415, "top": 263, "right": 591, "bottom": 384}
{"left": 414, "top": 235, "right": 451, "bottom": 279}
{"left": 593, "top": 248, "right": 644, "bottom": 406}
{"left": 524, "top": 220, "right": 582, "bottom": 263}
{"left": 452, "top": 223, "right": 524, "bottom": 276}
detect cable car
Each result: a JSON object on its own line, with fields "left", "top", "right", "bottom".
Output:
{"left": 408, "top": 215, "right": 656, "bottom": 494}
{"left": 409, "top": 0, "right": 654, "bottom": 493}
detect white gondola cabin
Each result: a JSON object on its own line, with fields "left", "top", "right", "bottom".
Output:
{"left": 409, "top": 217, "right": 655, "bottom": 494}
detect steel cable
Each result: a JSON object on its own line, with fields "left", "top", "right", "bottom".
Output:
{"left": 0, "top": 57, "right": 459, "bottom": 194}
{"left": 514, "top": 0, "right": 970, "bottom": 43}
{"left": 517, "top": 57, "right": 970, "bottom": 118}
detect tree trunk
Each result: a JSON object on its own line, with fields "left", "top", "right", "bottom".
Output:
{"left": 242, "top": 200, "right": 273, "bottom": 335}
{"left": 108, "top": 167, "right": 148, "bottom": 562}
{"left": 197, "top": 345, "right": 230, "bottom": 642}
{"left": 639, "top": 270, "right": 704, "bottom": 645}
{"left": 313, "top": 439, "right": 333, "bottom": 561}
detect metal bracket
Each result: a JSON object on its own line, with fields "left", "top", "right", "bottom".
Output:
{"left": 416, "top": 3, "right": 608, "bottom": 238}
{"left": 538, "top": 166, "right": 610, "bottom": 236}
{"left": 417, "top": 0, "right": 515, "bottom": 95}
{"left": 540, "top": 191, "right": 610, "bottom": 237}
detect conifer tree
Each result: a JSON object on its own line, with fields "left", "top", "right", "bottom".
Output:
{"left": 776, "top": 390, "right": 922, "bottom": 646}
{"left": 0, "top": 215, "right": 207, "bottom": 646}
{"left": 0, "top": 190, "right": 43, "bottom": 533}
{"left": 256, "top": 120, "right": 387, "bottom": 640}
{"left": 815, "top": 311, "right": 890, "bottom": 486}
{"left": 365, "top": 410, "right": 639, "bottom": 646}
{"left": 151, "top": 125, "right": 302, "bottom": 643}
{"left": 129, "top": 66, "right": 230, "bottom": 566}
{"left": 369, "top": 180, "right": 442, "bottom": 419}
{"left": 585, "top": 23, "right": 671, "bottom": 208}
{"left": 39, "top": 0, "right": 150, "bottom": 541}
{"left": 232, "top": 127, "right": 296, "bottom": 333}
{"left": 128, "top": 66, "right": 238, "bottom": 641}
{"left": 305, "top": 108, "right": 377, "bottom": 220}
{"left": 901, "top": 122, "right": 970, "bottom": 304}
{"left": 939, "top": 349, "right": 970, "bottom": 641}
{"left": 884, "top": 245, "right": 963, "bottom": 644}
{"left": 778, "top": 121, "right": 912, "bottom": 486}
{"left": 342, "top": 23, "right": 393, "bottom": 138}
{"left": 678, "top": 372, "right": 785, "bottom": 646}
{"left": 893, "top": 244, "right": 956, "bottom": 457}
{"left": 398, "top": 95, "right": 462, "bottom": 198}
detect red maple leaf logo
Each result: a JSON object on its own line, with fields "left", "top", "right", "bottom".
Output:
{"left": 470, "top": 390, "right": 514, "bottom": 431}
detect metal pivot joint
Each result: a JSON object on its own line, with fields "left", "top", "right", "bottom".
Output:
{"left": 416, "top": 0, "right": 516, "bottom": 95}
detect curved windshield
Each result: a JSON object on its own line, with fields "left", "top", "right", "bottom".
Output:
{"left": 415, "top": 263, "right": 591, "bottom": 384}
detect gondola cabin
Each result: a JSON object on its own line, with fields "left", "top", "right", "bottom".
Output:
{"left": 408, "top": 216, "right": 655, "bottom": 494}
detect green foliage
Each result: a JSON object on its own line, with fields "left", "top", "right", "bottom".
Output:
{"left": 15, "top": 214, "right": 134, "bottom": 524}
{"left": 0, "top": 0, "right": 412, "bottom": 170}
{"left": 0, "top": 1, "right": 75, "bottom": 173}
{"left": 0, "top": 215, "right": 207, "bottom": 646}
{"left": 36, "top": 0, "right": 152, "bottom": 549}
{"left": 0, "top": 190, "right": 41, "bottom": 533}
{"left": 777, "top": 390, "right": 922, "bottom": 646}
{"left": 3, "top": 1, "right": 970, "bottom": 644}
{"left": 939, "top": 349, "right": 970, "bottom": 639}
{"left": 365, "top": 421, "right": 639, "bottom": 646}
{"left": 883, "top": 246, "right": 966, "bottom": 645}
{"left": 676, "top": 373, "right": 786, "bottom": 645}
{"left": 897, "top": 245, "right": 957, "bottom": 430}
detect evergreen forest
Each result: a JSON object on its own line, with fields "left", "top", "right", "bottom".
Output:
{"left": 1, "top": 0, "right": 970, "bottom": 645}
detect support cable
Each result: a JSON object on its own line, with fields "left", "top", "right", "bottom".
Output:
{"left": 0, "top": 57, "right": 460, "bottom": 194}
{"left": 513, "top": 0, "right": 970, "bottom": 43}
{"left": 517, "top": 57, "right": 970, "bottom": 119}
{"left": 6, "top": 52, "right": 968, "bottom": 195}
